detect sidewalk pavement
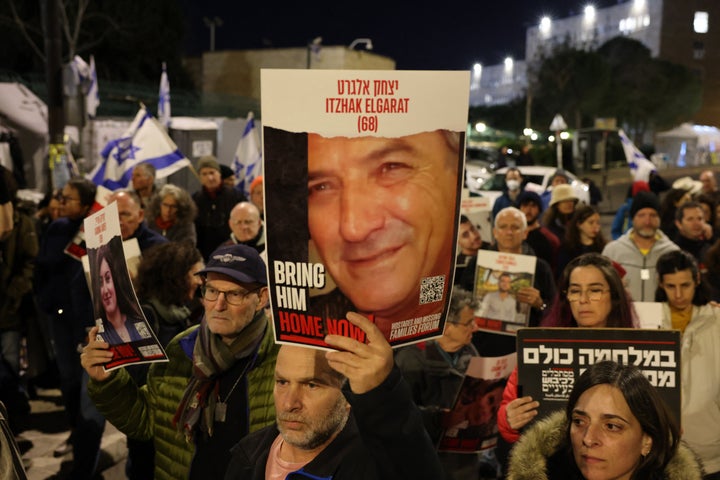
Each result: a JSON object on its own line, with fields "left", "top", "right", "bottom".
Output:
{"left": 19, "top": 387, "right": 127, "bottom": 480}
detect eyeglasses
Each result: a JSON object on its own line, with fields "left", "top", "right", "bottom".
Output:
{"left": 201, "top": 285, "right": 259, "bottom": 305}
{"left": 161, "top": 202, "right": 178, "bottom": 210}
{"left": 450, "top": 318, "right": 476, "bottom": 328}
{"left": 565, "top": 288, "right": 610, "bottom": 303}
{"left": 59, "top": 195, "right": 80, "bottom": 204}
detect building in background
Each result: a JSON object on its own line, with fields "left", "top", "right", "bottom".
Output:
{"left": 194, "top": 45, "right": 394, "bottom": 102}
{"left": 472, "top": 0, "right": 720, "bottom": 125}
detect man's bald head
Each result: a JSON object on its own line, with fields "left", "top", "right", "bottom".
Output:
{"left": 229, "top": 201, "right": 262, "bottom": 242}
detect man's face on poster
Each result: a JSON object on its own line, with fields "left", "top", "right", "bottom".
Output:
{"left": 498, "top": 274, "right": 512, "bottom": 293}
{"left": 307, "top": 131, "right": 459, "bottom": 316}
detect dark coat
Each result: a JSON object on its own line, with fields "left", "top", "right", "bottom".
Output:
{"left": 224, "top": 367, "right": 444, "bottom": 480}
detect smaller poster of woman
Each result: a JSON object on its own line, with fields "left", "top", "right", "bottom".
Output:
{"left": 84, "top": 202, "right": 167, "bottom": 370}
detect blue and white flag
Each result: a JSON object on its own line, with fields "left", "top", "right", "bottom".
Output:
{"left": 619, "top": 129, "right": 656, "bottom": 182}
{"left": 231, "top": 111, "right": 262, "bottom": 197}
{"left": 87, "top": 107, "right": 190, "bottom": 190}
{"left": 158, "top": 62, "right": 171, "bottom": 129}
{"left": 86, "top": 55, "right": 99, "bottom": 118}
{"left": 67, "top": 54, "right": 99, "bottom": 118}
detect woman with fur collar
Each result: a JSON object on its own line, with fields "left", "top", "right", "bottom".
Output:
{"left": 507, "top": 361, "right": 702, "bottom": 480}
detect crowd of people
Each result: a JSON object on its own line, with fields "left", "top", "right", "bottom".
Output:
{"left": 1, "top": 156, "right": 719, "bottom": 480}
{"left": 448, "top": 166, "right": 720, "bottom": 479}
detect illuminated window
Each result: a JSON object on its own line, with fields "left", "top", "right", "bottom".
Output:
{"left": 694, "top": 11, "right": 709, "bottom": 33}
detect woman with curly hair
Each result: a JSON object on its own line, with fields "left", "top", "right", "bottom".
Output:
{"left": 146, "top": 184, "right": 197, "bottom": 245}
{"left": 136, "top": 241, "right": 204, "bottom": 346}
{"left": 557, "top": 205, "right": 606, "bottom": 278}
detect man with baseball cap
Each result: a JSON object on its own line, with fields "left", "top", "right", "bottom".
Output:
{"left": 81, "top": 244, "right": 279, "bottom": 479}
{"left": 602, "top": 190, "right": 679, "bottom": 301}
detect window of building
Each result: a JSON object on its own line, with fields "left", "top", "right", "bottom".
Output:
{"left": 694, "top": 11, "right": 709, "bottom": 33}
{"left": 693, "top": 40, "right": 705, "bottom": 59}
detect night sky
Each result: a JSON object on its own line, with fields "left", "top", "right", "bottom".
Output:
{"left": 180, "top": 0, "right": 622, "bottom": 70}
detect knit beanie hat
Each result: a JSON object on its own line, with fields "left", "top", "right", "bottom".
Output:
{"left": 517, "top": 190, "right": 544, "bottom": 212}
{"left": 197, "top": 155, "right": 220, "bottom": 173}
{"left": 630, "top": 191, "right": 660, "bottom": 219}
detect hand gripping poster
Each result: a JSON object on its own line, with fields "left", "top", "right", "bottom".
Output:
{"left": 261, "top": 69, "right": 470, "bottom": 348}
{"left": 84, "top": 202, "right": 168, "bottom": 370}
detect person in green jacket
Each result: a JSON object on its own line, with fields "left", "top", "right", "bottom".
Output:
{"left": 81, "top": 244, "right": 279, "bottom": 479}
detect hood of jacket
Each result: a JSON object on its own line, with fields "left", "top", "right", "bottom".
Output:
{"left": 507, "top": 410, "right": 703, "bottom": 480}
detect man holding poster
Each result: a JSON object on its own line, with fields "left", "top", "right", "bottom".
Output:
{"left": 262, "top": 70, "right": 469, "bottom": 348}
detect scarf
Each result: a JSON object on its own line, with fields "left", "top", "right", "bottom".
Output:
{"left": 154, "top": 216, "right": 174, "bottom": 232}
{"left": 173, "top": 310, "right": 267, "bottom": 441}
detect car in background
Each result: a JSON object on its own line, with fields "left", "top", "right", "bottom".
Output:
{"left": 464, "top": 146, "right": 498, "bottom": 192}
{"left": 469, "top": 166, "right": 590, "bottom": 205}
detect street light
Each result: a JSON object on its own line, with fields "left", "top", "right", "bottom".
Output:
{"left": 203, "top": 16, "right": 223, "bottom": 52}
{"left": 584, "top": 5, "right": 596, "bottom": 23}
{"left": 540, "top": 16, "right": 552, "bottom": 37}
{"left": 348, "top": 38, "right": 373, "bottom": 50}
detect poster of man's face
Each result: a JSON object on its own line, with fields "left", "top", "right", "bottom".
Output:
{"left": 261, "top": 69, "right": 470, "bottom": 348}
{"left": 307, "top": 131, "right": 459, "bottom": 323}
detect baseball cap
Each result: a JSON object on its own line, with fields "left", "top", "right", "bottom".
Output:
{"left": 197, "top": 244, "right": 267, "bottom": 285}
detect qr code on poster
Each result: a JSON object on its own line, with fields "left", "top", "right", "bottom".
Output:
{"left": 420, "top": 275, "right": 445, "bottom": 304}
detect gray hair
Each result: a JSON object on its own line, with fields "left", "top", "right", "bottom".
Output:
{"left": 447, "top": 288, "right": 478, "bottom": 324}
{"left": 494, "top": 206, "right": 528, "bottom": 231}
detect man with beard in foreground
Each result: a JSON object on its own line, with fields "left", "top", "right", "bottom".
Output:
{"left": 223, "top": 312, "right": 444, "bottom": 480}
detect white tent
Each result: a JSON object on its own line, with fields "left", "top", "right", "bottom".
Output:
{"left": 655, "top": 123, "right": 720, "bottom": 167}
{"left": 0, "top": 82, "right": 49, "bottom": 189}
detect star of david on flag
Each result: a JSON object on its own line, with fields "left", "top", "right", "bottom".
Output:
{"left": 87, "top": 107, "right": 190, "bottom": 190}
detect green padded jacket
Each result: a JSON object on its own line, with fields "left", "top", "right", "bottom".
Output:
{"left": 87, "top": 321, "right": 279, "bottom": 480}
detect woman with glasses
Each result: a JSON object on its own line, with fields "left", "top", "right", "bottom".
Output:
{"left": 35, "top": 178, "right": 104, "bottom": 477}
{"left": 495, "top": 253, "right": 637, "bottom": 472}
{"left": 146, "top": 184, "right": 197, "bottom": 245}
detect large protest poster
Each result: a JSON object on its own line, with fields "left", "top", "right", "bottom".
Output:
{"left": 516, "top": 328, "right": 681, "bottom": 426}
{"left": 261, "top": 70, "right": 470, "bottom": 348}
{"left": 84, "top": 202, "right": 167, "bottom": 370}
{"left": 472, "top": 250, "right": 536, "bottom": 335}
{"left": 438, "top": 353, "right": 516, "bottom": 453}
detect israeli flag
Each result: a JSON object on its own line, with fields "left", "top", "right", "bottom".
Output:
{"left": 86, "top": 55, "right": 100, "bottom": 118}
{"left": 231, "top": 111, "right": 262, "bottom": 197}
{"left": 87, "top": 107, "right": 190, "bottom": 190}
{"left": 619, "top": 129, "right": 656, "bottom": 182}
{"left": 158, "top": 62, "right": 171, "bottom": 129}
